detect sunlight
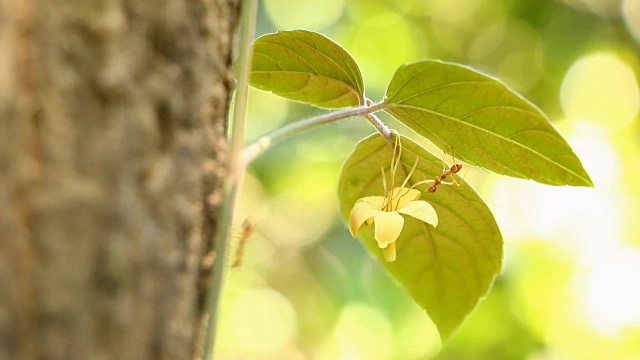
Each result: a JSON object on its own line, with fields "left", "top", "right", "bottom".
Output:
{"left": 578, "top": 246, "right": 640, "bottom": 334}
{"left": 229, "top": 288, "right": 297, "bottom": 354}
{"left": 560, "top": 53, "right": 639, "bottom": 133}
{"left": 488, "top": 124, "right": 622, "bottom": 258}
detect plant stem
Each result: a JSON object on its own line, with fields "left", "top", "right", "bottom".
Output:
{"left": 365, "top": 111, "right": 393, "bottom": 141}
{"left": 203, "top": 0, "right": 257, "bottom": 358}
{"left": 242, "top": 102, "right": 388, "bottom": 164}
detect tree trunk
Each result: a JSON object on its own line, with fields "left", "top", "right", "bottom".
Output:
{"left": 0, "top": 0, "right": 239, "bottom": 358}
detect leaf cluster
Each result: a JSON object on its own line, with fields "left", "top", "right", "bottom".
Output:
{"left": 247, "top": 29, "right": 592, "bottom": 341}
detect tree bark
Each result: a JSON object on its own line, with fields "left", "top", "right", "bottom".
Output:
{"left": 0, "top": 0, "right": 239, "bottom": 359}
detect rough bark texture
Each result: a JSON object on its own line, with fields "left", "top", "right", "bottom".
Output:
{"left": 0, "top": 0, "right": 239, "bottom": 359}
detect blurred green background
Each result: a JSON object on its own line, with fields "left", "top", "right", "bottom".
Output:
{"left": 215, "top": 0, "right": 640, "bottom": 359}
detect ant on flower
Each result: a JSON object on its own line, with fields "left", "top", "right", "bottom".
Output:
{"left": 348, "top": 132, "right": 468, "bottom": 261}
{"left": 348, "top": 133, "right": 439, "bottom": 262}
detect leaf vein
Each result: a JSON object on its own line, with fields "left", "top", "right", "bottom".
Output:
{"left": 384, "top": 64, "right": 432, "bottom": 102}
{"left": 390, "top": 104, "right": 587, "bottom": 182}
{"left": 278, "top": 31, "right": 357, "bottom": 89}
{"left": 389, "top": 80, "right": 497, "bottom": 105}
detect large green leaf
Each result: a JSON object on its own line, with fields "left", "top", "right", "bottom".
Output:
{"left": 382, "top": 60, "right": 593, "bottom": 187}
{"left": 338, "top": 133, "right": 503, "bottom": 340}
{"left": 249, "top": 30, "right": 364, "bottom": 108}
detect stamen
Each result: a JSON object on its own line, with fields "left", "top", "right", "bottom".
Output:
{"left": 400, "top": 157, "right": 419, "bottom": 189}
{"left": 393, "top": 187, "right": 413, "bottom": 209}
{"left": 381, "top": 166, "right": 388, "bottom": 195}
{"left": 390, "top": 134, "right": 401, "bottom": 190}
{"left": 381, "top": 166, "right": 390, "bottom": 210}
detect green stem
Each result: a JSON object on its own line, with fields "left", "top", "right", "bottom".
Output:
{"left": 242, "top": 102, "right": 388, "bottom": 164}
{"left": 203, "top": 0, "right": 257, "bottom": 358}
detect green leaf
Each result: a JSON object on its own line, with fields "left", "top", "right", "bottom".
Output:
{"left": 249, "top": 30, "right": 364, "bottom": 108}
{"left": 338, "top": 133, "right": 503, "bottom": 340}
{"left": 382, "top": 60, "right": 593, "bottom": 187}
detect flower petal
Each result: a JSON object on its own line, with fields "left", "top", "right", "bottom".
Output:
{"left": 349, "top": 197, "right": 384, "bottom": 237}
{"left": 382, "top": 242, "right": 397, "bottom": 262}
{"left": 397, "top": 200, "right": 439, "bottom": 227}
{"left": 390, "top": 187, "right": 421, "bottom": 209}
{"left": 357, "top": 195, "right": 386, "bottom": 209}
{"left": 373, "top": 211, "right": 404, "bottom": 248}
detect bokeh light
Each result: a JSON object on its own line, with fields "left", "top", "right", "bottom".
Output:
{"left": 230, "top": 288, "right": 297, "bottom": 353}
{"left": 579, "top": 246, "right": 640, "bottom": 334}
{"left": 560, "top": 53, "right": 639, "bottom": 133}
{"left": 333, "top": 303, "right": 394, "bottom": 360}
{"left": 263, "top": 0, "right": 345, "bottom": 31}
{"left": 336, "top": 13, "right": 418, "bottom": 94}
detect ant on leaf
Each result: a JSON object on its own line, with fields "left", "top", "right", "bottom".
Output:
{"left": 425, "top": 157, "right": 464, "bottom": 193}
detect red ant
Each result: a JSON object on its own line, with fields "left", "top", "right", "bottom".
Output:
{"left": 426, "top": 158, "right": 463, "bottom": 193}
{"left": 232, "top": 218, "right": 255, "bottom": 269}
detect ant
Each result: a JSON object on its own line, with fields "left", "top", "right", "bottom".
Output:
{"left": 426, "top": 157, "right": 464, "bottom": 193}
{"left": 232, "top": 218, "right": 255, "bottom": 269}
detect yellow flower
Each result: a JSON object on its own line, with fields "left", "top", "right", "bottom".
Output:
{"left": 348, "top": 133, "right": 438, "bottom": 262}
{"left": 349, "top": 186, "right": 438, "bottom": 262}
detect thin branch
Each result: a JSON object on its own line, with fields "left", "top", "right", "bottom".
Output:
{"left": 203, "top": 0, "right": 258, "bottom": 358}
{"left": 241, "top": 103, "right": 385, "bottom": 165}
